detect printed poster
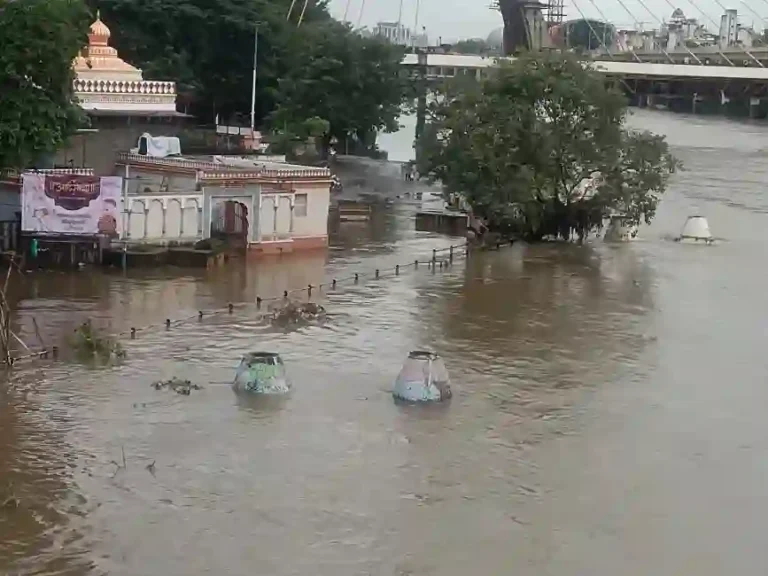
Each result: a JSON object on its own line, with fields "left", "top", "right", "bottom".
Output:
{"left": 22, "top": 173, "right": 122, "bottom": 236}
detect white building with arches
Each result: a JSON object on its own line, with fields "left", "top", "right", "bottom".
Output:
{"left": 115, "top": 153, "right": 332, "bottom": 255}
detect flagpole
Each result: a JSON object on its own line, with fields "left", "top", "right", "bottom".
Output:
{"left": 250, "top": 23, "right": 258, "bottom": 134}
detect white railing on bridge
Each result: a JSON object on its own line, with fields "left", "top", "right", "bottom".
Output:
{"left": 401, "top": 53, "right": 768, "bottom": 81}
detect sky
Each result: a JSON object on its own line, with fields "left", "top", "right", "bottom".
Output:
{"left": 327, "top": 0, "right": 768, "bottom": 41}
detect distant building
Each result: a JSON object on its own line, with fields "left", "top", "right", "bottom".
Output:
{"left": 737, "top": 26, "right": 760, "bottom": 48}
{"left": 412, "top": 29, "right": 430, "bottom": 48}
{"left": 616, "top": 29, "right": 659, "bottom": 52}
{"left": 663, "top": 8, "right": 707, "bottom": 50}
{"left": 373, "top": 22, "right": 412, "bottom": 45}
{"left": 719, "top": 9, "right": 738, "bottom": 48}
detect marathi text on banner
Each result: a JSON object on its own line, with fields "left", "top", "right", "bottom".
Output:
{"left": 21, "top": 174, "right": 122, "bottom": 236}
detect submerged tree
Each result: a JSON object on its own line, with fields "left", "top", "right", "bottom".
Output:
{"left": 0, "top": 0, "right": 90, "bottom": 170}
{"left": 416, "top": 53, "right": 679, "bottom": 241}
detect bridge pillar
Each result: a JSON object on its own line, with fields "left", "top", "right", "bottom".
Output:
{"left": 414, "top": 50, "right": 428, "bottom": 161}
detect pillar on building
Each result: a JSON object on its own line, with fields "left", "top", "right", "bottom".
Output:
{"left": 272, "top": 199, "right": 278, "bottom": 241}
{"left": 289, "top": 196, "right": 295, "bottom": 235}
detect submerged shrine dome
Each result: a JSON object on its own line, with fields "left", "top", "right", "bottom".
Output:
{"left": 72, "top": 12, "right": 177, "bottom": 115}
{"left": 486, "top": 27, "right": 504, "bottom": 51}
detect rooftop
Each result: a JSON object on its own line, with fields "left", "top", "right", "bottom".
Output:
{"left": 116, "top": 152, "right": 332, "bottom": 183}
{"left": 73, "top": 11, "right": 142, "bottom": 81}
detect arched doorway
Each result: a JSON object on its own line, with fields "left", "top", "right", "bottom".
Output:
{"left": 211, "top": 200, "right": 249, "bottom": 250}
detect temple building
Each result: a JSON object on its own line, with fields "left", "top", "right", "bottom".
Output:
{"left": 55, "top": 13, "right": 186, "bottom": 175}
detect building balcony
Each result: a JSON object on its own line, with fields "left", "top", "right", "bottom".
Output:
{"left": 116, "top": 152, "right": 332, "bottom": 183}
{"left": 73, "top": 78, "right": 176, "bottom": 95}
{"left": 74, "top": 79, "right": 178, "bottom": 113}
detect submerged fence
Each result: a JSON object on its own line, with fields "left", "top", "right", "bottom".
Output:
{"left": 7, "top": 239, "right": 513, "bottom": 366}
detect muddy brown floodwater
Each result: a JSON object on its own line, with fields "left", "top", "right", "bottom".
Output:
{"left": 3, "top": 109, "right": 768, "bottom": 575}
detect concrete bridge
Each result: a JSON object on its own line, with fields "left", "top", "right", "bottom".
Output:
{"left": 401, "top": 52, "right": 768, "bottom": 117}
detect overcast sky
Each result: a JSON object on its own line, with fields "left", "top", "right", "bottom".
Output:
{"left": 327, "top": 0, "right": 767, "bottom": 41}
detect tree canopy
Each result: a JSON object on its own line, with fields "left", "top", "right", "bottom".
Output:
{"left": 0, "top": 0, "right": 90, "bottom": 170}
{"left": 270, "top": 19, "right": 407, "bottom": 153}
{"left": 451, "top": 38, "right": 499, "bottom": 56}
{"left": 88, "top": 0, "right": 408, "bottom": 149}
{"left": 416, "top": 53, "right": 678, "bottom": 241}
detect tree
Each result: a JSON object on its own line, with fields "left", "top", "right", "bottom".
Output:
{"left": 270, "top": 19, "right": 408, "bottom": 156}
{"left": 88, "top": 0, "right": 332, "bottom": 123}
{"left": 0, "top": 0, "right": 90, "bottom": 170}
{"left": 451, "top": 38, "right": 498, "bottom": 56}
{"left": 416, "top": 52, "right": 678, "bottom": 241}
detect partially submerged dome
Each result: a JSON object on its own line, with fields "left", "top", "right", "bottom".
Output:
{"left": 678, "top": 215, "right": 714, "bottom": 244}
{"left": 233, "top": 352, "right": 291, "bottom": 394}
{"left": 393, "top": 351, "right": 452, "bottom": 402}
{"left": 486, "top": 27, "right": 504, "bottom": 50}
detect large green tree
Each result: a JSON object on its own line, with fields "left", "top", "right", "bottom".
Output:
{"left": 0, "top": 0, "right": 90, "bottom": 170}
{"left": 87, "top": 0, "right": 406, "bottom": 143}
{"left": 269, "top": 19, "right": 407, "bottom": 154}
{"left": 88, "top": 0, "right": 332, "bottom": 123}
{"left": 416, "top": 53, "right": 678, "bottom": 241}
{"left": 451, "top": 38, "right": 499, "bottom": 56}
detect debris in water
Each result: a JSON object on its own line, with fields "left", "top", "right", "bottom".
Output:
{"left": 110, "top": 446, "right": 127, "bottom": 478}
{"left": 1, "top": 495, "right": 19, "bottom": 510}
{"left": 69, "top": 320, "right": 125, "bottom": 361}
{"left": 151, "top": 377, "right": 202, "bottom": 395}
{"left": 0, "top": 482, "right": 19, "bottom": 511}
{"left": 269, "top": 301, "right": 326, "bottom": 327}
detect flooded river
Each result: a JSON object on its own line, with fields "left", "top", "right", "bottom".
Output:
{"left": 3, "top": 109, "right": 768, "bottom": 575}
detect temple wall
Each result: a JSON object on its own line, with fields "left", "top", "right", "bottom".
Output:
{"left": 55, "top": 118, "right": 185, "bottom": 176}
